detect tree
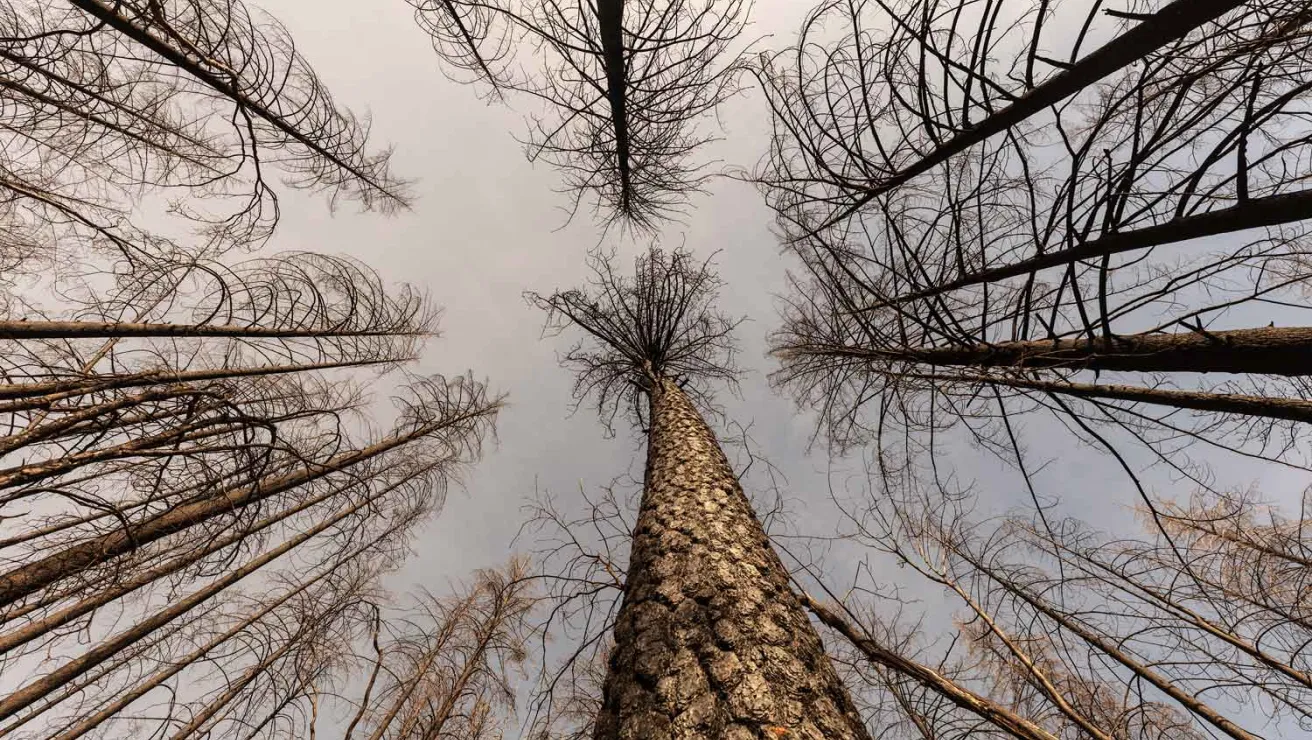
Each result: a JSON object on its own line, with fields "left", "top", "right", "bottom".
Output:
{"left": 411, "top": 0, "right": 749, "bottom": 229}
{"left": 754, "top": 0, "right": 1312, "bottom": 505}
{"left": 0, "top": 3, "right": 496, "bottom": 736}
{"left": 325, "top": 559, "right": 533, "bottom": 740}
{"left": 807, "top": 474, "right": 1303, "bottom": 738}
{"left": 743, "top": 0, "right": 1312, "bottom": 736}
{"left": 529, "top": 246, "right": 872, "bottom": 738}
{"left": 0, "top": 254, "right": 501, "bottom": 733}
{"left": 1, "top": 0, "right": 409, "bottom": 268}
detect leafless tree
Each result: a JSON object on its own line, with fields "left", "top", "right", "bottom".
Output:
{"left": 737, "top": 1, "right": 1312, "bottom": 737}
{"left": 322, "top": 559, "right": 534, "bottom": 740}
{"left": 0, "top": 334, "right": 499, "bottom": 736}
{"left": 411, "top": 0, "right": 749, "bottom": 229}
{"left": 527, "top": 246, "right": 873, "bottom": 738}
{"left": 751, "top": 0, "right": 1312, "bottom": 515}
{"left": 1, "top": 0, "right": 410, "bottom": 269}
{"left": 797, "top": 463, "right": 1312, "bottom": 738}
{"left": 0, "top": 216, "right": 496, "bottom": 740}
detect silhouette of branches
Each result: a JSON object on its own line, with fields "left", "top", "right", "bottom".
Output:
{"left": 412, "top": 0, "right": 749, "bottom": 229}
{"left": 527, "top": 245, "right": 741, "bottom": 431}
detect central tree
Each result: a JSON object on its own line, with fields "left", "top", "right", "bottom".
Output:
{"left": 531, "top": 248, "right": 871, "bottom": 739}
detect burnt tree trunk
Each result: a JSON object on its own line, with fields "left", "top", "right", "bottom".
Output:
{"left": 593, "top": 376, "right": 871, "bottom": 739}
{"left": 595, "top": 0, "right": 632, "bottom": 208}
{"left": 804, "top": 326, "right": 1312, "bottom": 376}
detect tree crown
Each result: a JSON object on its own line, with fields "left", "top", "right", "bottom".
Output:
{"left": 528, "top": 246, "right": 740, "bottom": 429}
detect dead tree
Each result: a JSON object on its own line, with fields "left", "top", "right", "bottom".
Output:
{"left": 0, "top": 248, "right": 500, "bottom": 737}
{"left": 0, "top": 0, "right": 409, "bottom": 265}
{"left": 754, "top": 0, "right": 1312, "bottom": 505}
{"left": 528, "top": 246, "right": 872, "bottom": 738}
{"left": 789, "top": 469, "right": 1297, "bottom": 739}
{"left": 411, "top": 0, "right": 749, "bottom": 229}
{"left": 326, "top": 559, "right": 534, "bottom": 740}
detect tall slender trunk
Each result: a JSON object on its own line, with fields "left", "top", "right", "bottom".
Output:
{"left": 798, "top": 594, "right": 1059, "bottom": 740}
{"left": 66, "top": 0, "right": 401, "bottom": 199}
{"left": 595, "top": 0, "right": 631, "bottom": 208}
{"left": 802, "top": 326, "right": 1312, "bottom": 375}
{"left": 0, "top": 406, "right": 487, "bottom": 610}
{"left": 0, "top": 357, "right": 394, "bottom": 408}
{"left": 959, "top": 550, "right": 1261, "bottom": 740}
{"left": 594, "top": 377, "right": 870, "bottom": 739}
{"left": 0, "top": 320, "right": 417, "bottom": 340}
{"left": 874, "top": 188, "right": 1312, "bottom": 307}
{"left": 816, "top": 0, "right": 1245, "bottom": 231}
{"left": 0, "top": 469, "right": 370, "bottom": 655}
{"left": 895, "top": 370, "right": 1312, "bottom": 423}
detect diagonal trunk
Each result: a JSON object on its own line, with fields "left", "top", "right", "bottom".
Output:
{"left": 47, "top": 558, "right": 340, "bottom": 740}
{"left": 0, "top": 357, "right": 395, "bottom": 408}
{"left": 0, "top": 485, "right": 408, "bottom": 724}
{"left": 801, "top": 326, "right": 1312, "bottom": 375}
{"left": 874, "top": 188, "right": 1312, "bottom": 308}
{"left": 594, "top": 0, "right": 632, "bottom": 210}
{"left": 0, "top": 467, "right": 378, "bottom": 655}
{"left": 960, "top": 550, "right": 1261, "bottom": 740}
{"left": 0, "top": 406, "right": 488, "bottom": 610}
{"left": 593, "top": 376, "right": 871, "bottom": 739}
{"left": 799, "top": 594, "right": 1060, "bottom": 740}
{"left": 894, "top": 370, "right": 1312, "bottom": 424}
{"left": 0, "top": 319, "right": 418, "bottom": 340}
{"left": 66, "top": 0, "right": 404, "bottom": 202}
{"left": 817, "top": 0, "right": 1246, "bottom": 231}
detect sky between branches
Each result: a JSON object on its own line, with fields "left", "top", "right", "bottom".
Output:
{"left": 248, "top": 0, "right": 1309, "bottom": 639}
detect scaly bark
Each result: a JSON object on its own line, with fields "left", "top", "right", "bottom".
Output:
{"left": 594, "top": 377, "right": 871, "bottom": 739}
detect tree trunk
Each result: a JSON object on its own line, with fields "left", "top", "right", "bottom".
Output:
{"left": 877, "top": 188, "right": 1312, "bottom": 306}
{"left": 798, "top": 594, "right": 1059, "bottom": 740}
{"left": 804, "top": 326, "right": 1312, "bottom": 375}
{"left": 0, "top": 320, "right": 416, "bottom": 340}
{"left": 593, "top": 376, "right": 871, "bottom": 739}
{"left": 817, "top": 0, "right": 1245, "bottom": 230}
{"left": 595, "top": 0, "right": 631, "bottom": 208}
{"left": 0, "top": 357, "right": 393, "bottom": 408}
{"left": 66, "top": 0, "right": 401, "bottom": 199}
{"left": 0, "top": 405, "right": 487, "bottom": 610}
{"left": 959, "top": 550, "right": 1261, "bottom": 740}
{"left": 897, "top": 370, "right": 1312, "bottom": 424}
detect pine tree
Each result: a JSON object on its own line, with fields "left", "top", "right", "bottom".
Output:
{"left": 530, "top": 247, "right": 872, "bottom": 738}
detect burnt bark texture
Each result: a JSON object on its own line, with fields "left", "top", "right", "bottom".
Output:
{"left": 594, "top": 376, "right": 871, "bottom": 739}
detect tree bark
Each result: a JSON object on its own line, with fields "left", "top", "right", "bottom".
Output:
{"left": 593, "top": 376, "right": 871, "bottom": 739}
